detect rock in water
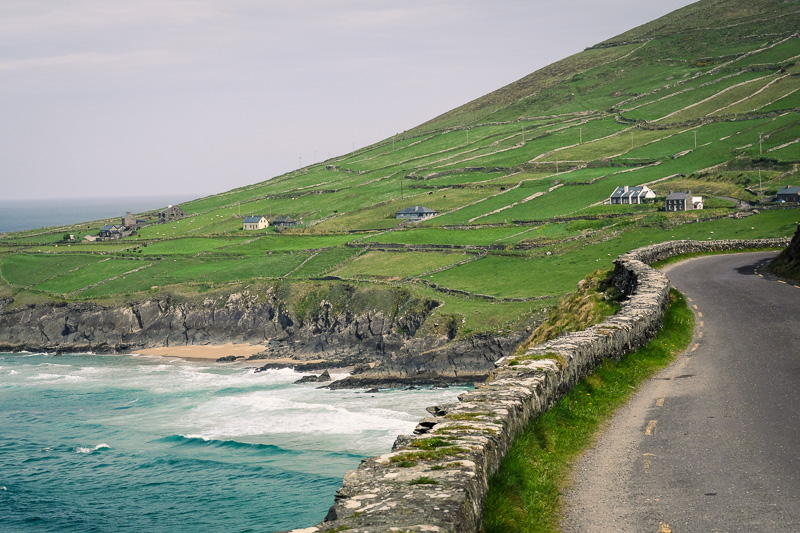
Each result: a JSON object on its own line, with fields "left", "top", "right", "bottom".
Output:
{"left": 294, "top": 374, "right": 321, "bottom": 384}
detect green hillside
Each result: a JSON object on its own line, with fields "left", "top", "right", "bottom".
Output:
{"left": 2, "top": 0, "right": 799, "bottom": 338}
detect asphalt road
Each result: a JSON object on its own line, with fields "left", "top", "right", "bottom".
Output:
{"left": 561, "top": 252, "right": 800, "bottom": 533}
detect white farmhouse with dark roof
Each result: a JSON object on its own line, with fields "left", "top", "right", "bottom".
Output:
{"left": 609, "top": 185, "right": 656, "bottom": 204}
{"left": 395, "top": 206, "right": 439, "bottom": 221}
{"left": 242, "top": 216, "right": 269, "bottom": 230}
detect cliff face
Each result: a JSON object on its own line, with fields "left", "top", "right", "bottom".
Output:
{"left": 0, "top": 289, "right": 419, "bottom": 354}
{"left": 0, "top": 286, "right": 523, "bottom": 384}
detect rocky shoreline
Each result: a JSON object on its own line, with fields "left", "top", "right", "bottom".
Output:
{"left": 0, "top": 285, "right": 527, "bottom": 388}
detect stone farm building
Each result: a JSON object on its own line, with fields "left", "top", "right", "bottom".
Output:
{"left": 665, "top": 191, "right": 703, "bottom": 211}
{"left": 99, "top": 224, "right": 132, "bottom": 239}
{"left": 159, "top": 205, "right": 186, "bottom": 223}
{"left": 272, "top": 216, "right": 300, "bottom": 228}
{"left": 395, "top": 206, "right": 439, "bottom": 221}
{"left": 122, "top": 212, "right": 137, "bottom": 227}
{"left": 776, "top": 186, "right": 800, "bottom": 203}
{"left": 609, "top": 185, "right": 656, "bottom": 204}
{"left": 243, "top": 216, "right": 269, "bottom": 230}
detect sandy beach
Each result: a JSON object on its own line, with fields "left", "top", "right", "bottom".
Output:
{"left": 131, "top": 343, "right": 267, "bottom": 361}
{"left": 129, "top": 343, "right": 333, "bottom": 367}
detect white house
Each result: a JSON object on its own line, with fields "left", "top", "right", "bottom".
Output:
{"left": 243, "top": 216, "right": 269, "bottom": 230}
{"left": 395, "top": 206, "right": 439, "bottom": 221}
{"left": 609, "top": 185, "right": 656, "bottom": 204}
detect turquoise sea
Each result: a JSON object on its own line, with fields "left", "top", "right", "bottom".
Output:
{"left": 0, "top": 352, "right": 463, "bottom": 532}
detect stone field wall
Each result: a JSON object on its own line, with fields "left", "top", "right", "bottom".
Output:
{"left": 291, "top": 238, "right": 789, "bottom": 533}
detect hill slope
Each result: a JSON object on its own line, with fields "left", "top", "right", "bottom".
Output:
{"left": 1, "top": 0, "right": 798, "bottom": 371}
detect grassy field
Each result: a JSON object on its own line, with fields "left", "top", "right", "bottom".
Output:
{"left": 1, "top": 0, "right": 797, "bottom": 338}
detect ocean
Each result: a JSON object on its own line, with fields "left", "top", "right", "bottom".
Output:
{"left": 0, "top": 352, "right": 464, "bottom": 532}
{"left": 0, "top": 196, "right": 199, "bottom": 235}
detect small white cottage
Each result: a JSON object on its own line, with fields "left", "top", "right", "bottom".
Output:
{"left": 243, "top": 216, "right": 269, "bottom": 230}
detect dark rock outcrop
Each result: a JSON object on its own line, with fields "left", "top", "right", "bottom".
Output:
{"left": 216, "top": 355, "right": 243, "bottom": 363}
{"left": 294, "top": 370, "right": 332, "bottom": 384}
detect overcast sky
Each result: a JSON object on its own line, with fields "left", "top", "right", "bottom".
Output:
{"left": 1, "top": 0, "right": 695, "bottom": 201}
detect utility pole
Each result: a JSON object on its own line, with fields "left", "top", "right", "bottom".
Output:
{"left": 759, "top": 133, "right": 763, "bottom": 156}
{"left": 580, "top": 127, "right": 583, "bottom": 145}
{"left": 694, "top": 130, "right": 697, "bottom": 149}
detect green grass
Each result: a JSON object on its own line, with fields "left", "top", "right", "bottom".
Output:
{"left": 482, "top": 289, "right": 694, "bottom": 533}
{"left": 0, "top": 0, "right": 797, "bottom": 339}
{"left": 1, "top": 254, "right": 105, "bottom": 287}
{"left": 33, "top": 259, "right": 150, "bottom": 295}
{"left": 331, "top": 250, "right": 472, "bottom": 279}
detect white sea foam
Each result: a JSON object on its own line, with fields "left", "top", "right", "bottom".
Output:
{"left": 175, "top": 386, "right": 464, "bottom": 455}
{"left": 30, "top": 373, "right": 64, "bottom": 380}
{"left": 76, "top": 443, "right": 110, "bottom": 454}
{"left": 181, "top": 434, "right": 211, "bottom": 441}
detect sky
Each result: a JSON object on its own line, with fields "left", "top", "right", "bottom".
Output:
{"left": 1, "top": 0, "right": 696, "bottom": 201}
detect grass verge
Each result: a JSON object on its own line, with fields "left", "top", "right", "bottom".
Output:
{"left": 482, "top": 288, "right": 694, "bottom": 533}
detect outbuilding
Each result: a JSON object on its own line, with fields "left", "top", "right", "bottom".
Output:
{"left": 272, "top": 216, "right": 300, "bottom": 228}
{"left": 776, "top": 186, "right": 800, "bottom": 203}
{"left": 159, "top": 205, "right": 186, "bottom": 223}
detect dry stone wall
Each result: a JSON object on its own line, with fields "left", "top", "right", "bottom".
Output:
{"left": 292, "top": 238, "right": 789, "bottom": 533}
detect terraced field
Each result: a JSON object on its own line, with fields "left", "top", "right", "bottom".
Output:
{"left": 1, "top": 0, "right": 798, "bottom": 336}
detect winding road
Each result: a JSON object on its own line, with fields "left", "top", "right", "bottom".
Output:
{"left": 562, "top": 252, "right": 800, "bottom": 532}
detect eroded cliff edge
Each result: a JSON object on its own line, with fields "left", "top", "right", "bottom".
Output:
{"left": 0, "top": 282, "right": 525, "bottom": 386}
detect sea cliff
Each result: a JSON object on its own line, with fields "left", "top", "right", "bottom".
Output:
{"left": 0, "top": 284, "right": 524, "bottom": 387}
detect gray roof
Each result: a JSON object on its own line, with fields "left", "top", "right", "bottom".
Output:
{"left": 610, "top": 186, "right": 652, "bottom": 199}
{"left": 243, "top": 216, "right": 266, "bottom": 223}
{"left": 396, "top": 206, "right": 438, "bottom": 215}
{"left": 666, "top": 192, "right": 692, "bottom": 200}
{"left": 777, "top": 186, "right": 800, "bottom": 195}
